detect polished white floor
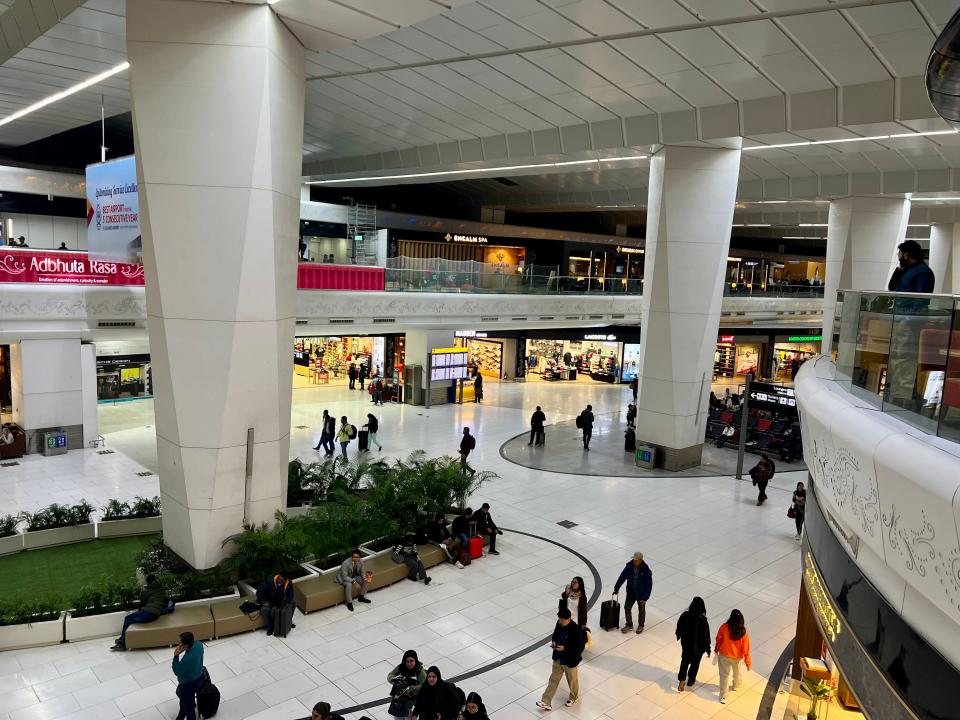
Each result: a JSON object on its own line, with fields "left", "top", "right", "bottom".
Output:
{"left": 0, "top": 380, "right": 805, "bottom": 720}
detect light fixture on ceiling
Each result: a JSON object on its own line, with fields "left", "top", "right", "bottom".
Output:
{"left": 911, "top": 197, "right": 960, "bottom": 201}
{"left": 782, "top": 236, "right": 826, "bottom": 240}
{"left": 0, "top": 62, "right": 130, "bottom": 129}
{"left": 731, "top": 223, "right": 771, "bottom": 227}
{"left": 799, "top": 223, "right": 828, "bottom": 227}
{"left": 307, "top": 154, "right": 649, "bottom": 185}
{"left": 907, "top": 223, "right": 931, "bottom": 227}
{"left": 743, "top": 129, "right": 958, "bottom": 151}
{"left": 739, "top": 200, "right": 829, "bottom": 204}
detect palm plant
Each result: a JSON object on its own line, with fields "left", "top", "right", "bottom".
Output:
{"left": 800, "top": 677, "right": 834, "bottom": 719}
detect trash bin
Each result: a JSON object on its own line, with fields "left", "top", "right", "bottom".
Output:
{"left": 635, "top": 443, "right": 657, "bottom": 469}
{"left": 42, "top": 430, "right": 68, "bottom": 456}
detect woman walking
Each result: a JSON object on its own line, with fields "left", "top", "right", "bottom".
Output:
{"left": 749, "top": 454, "right": 775, "bottom": 505}
{"left": 386, "top": 650, "right": 425, "bottom": 720}
{"left": 675, "top": 596, "right": 711, "bottom": 692}
{"left": 792, "top": 482, "right": 806, "bottom": 540}
{"left": 364, "top": 413, "right": 383, "bottom": 452}
{"left": 715, "top": 609, "right": 752, "bottom": 704}
{"left": 412, "top": 666, "right": 462, "bottom": 720}
{"left": 560, "top": 576, "right": 588, "bottom": 629}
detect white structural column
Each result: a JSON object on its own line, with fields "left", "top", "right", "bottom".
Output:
{"left": 127, "top": 0, "right": 305, "bottom": 568}
{"left": 928, "top": 223, "right": 956, "bottom": 294}
{"left": 822, "top": 197, "right": 910, "bottom": 352}
{"left": 634, "top": 145, "right": 741, "bottom": 470}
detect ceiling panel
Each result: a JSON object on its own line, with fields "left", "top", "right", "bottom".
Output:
{"left": 845, "top": 4, "right": 935, "bottom": 77}
{"left": 779, "top": 10, "right": 890, "bottom": 85}
{"left": 551, "top": 0, "right": 643, "bottom": 36}
{"left": 604, "top": 0, "right": 694, "bottom": 28}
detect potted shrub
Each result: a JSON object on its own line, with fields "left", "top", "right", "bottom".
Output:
{"left": 64, "top": 578, "right": 140, "bottom": 642}
{"left": 0, "top": 514, "right": 22, "bottom": 556}
{"left": 22, "top": 501, "right": 95, "bottom": 549}
{"left": 801, "top": 678, "right": 835, "bottom": 720}
{"left": 97, "top": 496, "right": 163, "bottom": 538}
{"left": 0, "top": 596, "right": 65, "bottom": 650}
{"left": 223, "top": 513, "right": 316, "bottom": 589}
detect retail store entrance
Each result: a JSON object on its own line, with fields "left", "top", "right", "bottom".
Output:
{"left": 292, "top": 334, "right": 405, "bottom": 388}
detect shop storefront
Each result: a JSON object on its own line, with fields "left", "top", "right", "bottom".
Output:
{"left": 96, "top": 354, "right": 152, "bottom": 400}
{"left": 454, "top": 333, "right": 504, "bottom": 379}
{"left": 292, "top": 335, "right": 404, "bottom": 386}
{"left": 564, "top": 244, "right": 644, "bottom": 293}
{"left": 525, "top": 329, "right": 641, "bottom": 384}
{"left": 772, "top": 335, "right": 822, "bottom": 381}
{"left": 713, "top": 332, "right": 822, "bottom": 382}
{"left": 725, "top": 255, "right": 825, "bottom": 292}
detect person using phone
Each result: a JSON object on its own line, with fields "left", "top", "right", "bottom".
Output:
{"left": 172, "top": 631, "right": 204, "bottom": 720}
{"left": 535, "top": 608, "right": 584, "bottom": 711}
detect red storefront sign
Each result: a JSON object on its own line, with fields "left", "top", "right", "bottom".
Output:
{"left": 0, "top": 249, "right": 145, "bottom": 286}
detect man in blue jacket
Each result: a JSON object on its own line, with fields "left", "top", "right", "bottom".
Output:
{"left": 886, "top": 240, "right": 935, "bottom": 411}
{"left": 613, "top": 552, "right": 653, "bottom": 634}
{"left": 887, "top": 240, "right": 935, "bottom": 293}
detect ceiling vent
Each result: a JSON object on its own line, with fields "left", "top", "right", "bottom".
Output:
{"left": 97, "top": 321, "right": 137, "bottom": 328}
{"left": 539, "top": 316, "right": 555, "bottom": 320}
{"left": 480, "top": 317, "right": 498, "bottom": 322}
{"left": 329, "top": 318, "right": 354, "bottom": 324}
{"left": 373, "top": 318, "right": 396, "bottom": 324}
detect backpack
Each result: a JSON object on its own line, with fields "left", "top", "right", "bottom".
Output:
{"left": 466, "top": 435, "right": 476, "bottom": 451}
{"left": 449, "top": 683, "right": 466, "bottom": 712}
{"left": 347, "top": 424, "right": 357, "bottom": 440}
{"left": 575, "top": 414, "right": 583, "bottom": 429}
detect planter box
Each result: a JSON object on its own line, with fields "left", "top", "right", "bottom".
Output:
{"left": 0, "top": 533, "right": 22, "bottom": 556}
{"left": 23, "top": 523, "right": 95, "bottom": 550}
{"left": 0, "top": 612, "right": 65, "bottom": 650}
{"left": 97, "top": 516, "right": 162, "bottom": 538}
{"left": 177, "top": 585, "right": 239, "bottom": 608}
{"left": 65, "top": 608, "right": 126, "bottom": 642}
{"left": 238, "top": 566, "right": 318, "bottom": 596}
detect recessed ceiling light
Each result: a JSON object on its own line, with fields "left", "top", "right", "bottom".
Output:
{"left": 307, "top": 155, "right": 648, "bottom": 185}
{"left": 911, "top": 197, "right": 960, "bottom": 201}
{"left": 782, "top": 236, "right": 826, "bottom": 239}
{"left": 799, "top": 223, "right": 828, "bottom": 227}
{"left": 743, "top": 129, "right": 957, "bottom": 151}
{"left": 0, "top": 62, "right": 129, "bottom": 129}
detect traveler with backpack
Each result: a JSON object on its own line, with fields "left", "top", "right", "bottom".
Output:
{"left": 364, "top": 413, "right": 382, "bottom": 452}
{"left": 386, "top": 650, "right": 426, "bottom": 720}
{"left": 256, "top": 572, "right": 294, "bottom": 637}
{"left": 338, "top": 416, "right": 356, "bottom": 460}
{"left": 172, "top": 631, "right": 204, "bottom": 720}
{"left": 749, "top": 454, "right": 775, "bottom": 506}
{"left": 459, "top": 427, "right": 476, "bottom": 474}
{"left": 576, "top": 405, "right": 595, "bottom": 451}
{"left": 412, "top": 666, "right": 463, "bottom": 720}
{"left": 535, "top": 607, "right": 584, "bottom": 710}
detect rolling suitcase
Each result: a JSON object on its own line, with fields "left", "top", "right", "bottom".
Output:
{"left": 599, "top": 599, "right": 620, "bottom": 631}
{"left": 272, "top": 603, "right": 295, "bottom": 638}
{"left": 624, "top": 428, "right": 636, "bottom": 453}
{"left": 468, "top": 536, "right": 484, "bottom": 559}
{"left": 357, "top": 429, "right": 369, "bottom": 452}
{"left": 197, "top": 667, "right": 220, "bottom": 718}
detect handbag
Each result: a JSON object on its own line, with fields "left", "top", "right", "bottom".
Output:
{"left": 387, "top": 697, "right": 407, "bottom": 717}
{"left": 582, "top": 626, "right": 593, "bottom": 650}
{"left": 787, "top": 505, "right": 797, "bottom": 519}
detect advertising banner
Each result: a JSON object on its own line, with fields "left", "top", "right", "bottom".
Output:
{"left": 0, "top": 249, "right": 144, "bottom": 285}
{"left": 86, "top": 156, "right": 141, "bottom": 264}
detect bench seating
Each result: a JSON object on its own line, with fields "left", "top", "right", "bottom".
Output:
{"left": 210, "top": 597, "right": 266, "bottom": 639}
{"left": 124, "top": 605, "right": 215, "bottom": 649}
{"left": 295, "top": 543, "right": 452, "bottom": 614}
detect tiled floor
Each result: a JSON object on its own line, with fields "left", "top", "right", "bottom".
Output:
{"left": 0, "top": 380, "right": 806, "bottom": 720}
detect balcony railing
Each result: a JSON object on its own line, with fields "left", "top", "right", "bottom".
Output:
{"left": 833, "top": 289, "right": 960, "bottom": 439}
{"left": 723, "top": 282, "right": 824, "bottom": 298}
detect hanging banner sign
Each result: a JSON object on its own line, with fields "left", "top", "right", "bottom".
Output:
{"left": 0, "top": 249, "right": 144, "bottom": 285}
{"left": 86, "top": 155, "right": 142, "bottom": 264}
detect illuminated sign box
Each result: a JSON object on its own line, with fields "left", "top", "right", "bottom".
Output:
{"left": 788, "top": 335, "right": 822, "bottom": 342}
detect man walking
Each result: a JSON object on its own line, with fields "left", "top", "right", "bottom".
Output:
{"left": 578, "top": 405, "right": 594, "bottom": 451}
{"left": 529, "top": 406, "right": 546, "bottom": 446}
{"left": 459, "top": 427, "right": 476, "bottom": 475}
{"left": 613, "top": 552, "right": 653, "bottom": 634}
{"left": 535, "top": 608, "right": 584, "bottom": 711}
{"left": 315, "top": 409, "right": 336, "bottom": 457}
{"left": 749, "top": 454, "right": 775, "bottom": 506}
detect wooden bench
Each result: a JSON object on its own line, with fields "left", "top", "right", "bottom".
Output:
{"left": 210, "top": 597, "right": 266, "bottom": 639}
{"left": 124, "top": 605, "right": 215, "bottom": 649}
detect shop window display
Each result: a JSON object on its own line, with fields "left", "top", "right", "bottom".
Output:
{"left": 525, "top": 339, "right": 623, "bottom": 383}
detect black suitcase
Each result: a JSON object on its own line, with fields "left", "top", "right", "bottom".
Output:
{"left": 599, "top": 599, "right": 620, "bottom": 631}
{"left": 624, "top": 428, "right": 636, "bottom": 453}
{"left": 358, "top": 429, "right": 369, "bottom": 452}
{"left": 272, "top": 603, "right": 295, "bottom": 638}
{"left": 197, "top": 668, "right": 220, "bottom": 718}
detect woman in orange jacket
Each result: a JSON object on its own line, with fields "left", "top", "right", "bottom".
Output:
{"left": 714, "top": 609, "right": 751, "bottom": 704}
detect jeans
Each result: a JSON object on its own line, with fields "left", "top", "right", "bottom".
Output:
{"left": 403, "top": 556, "right": 427, "bottom": 580}
{"left": 455, "top": 533, "right": 469, "bottom": 550}
{"left": 678, "top": 651, "right": 704, "bottom": 685}
{"left": 175, "top": 676, "right": 205, "bottom": 720}
{"left": 368, "top": 431, "right": 381, "bottom": 450}
{"left": 756, "top": 480, "right": 768, "bottom": 503}
{"left": 582, "top": 427, "right": 592, "bottom": 447}
{"left": 624, "top": 593, "right": 645, "bottom": 628}
{"left": 340, "top": 441, "right": 348, "bottom": 459}
{"left": 718, "top": 654, "right": 742, "bottom": 698}
{"left": 373, "top": 391, "right": 382, "bottom": 404}
{"left": 316, "top": 431, "right": 333, "bottom": 455}
{"left": 541, "top": 661, "right": 579, "bottom": 704}
{"left": 119, "top": 609, "right": 158, "bottom": 642}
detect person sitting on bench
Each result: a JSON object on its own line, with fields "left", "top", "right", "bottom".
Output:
{"left": 336, "top": 549, "right": 371, "bottom": 612}
{"left": 393, "top": 537, "right": 432, "bottom": 586}
{"left": 256, "top": 572, "right": 294, "bottom": 636}
{"left": 112, "top": 573, "right": 166, "bottom": 651}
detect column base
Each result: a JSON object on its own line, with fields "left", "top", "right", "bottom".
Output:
{"left": 639, "top": 442, "right": 703, "bottom": 471}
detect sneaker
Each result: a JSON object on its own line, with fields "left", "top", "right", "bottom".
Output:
{"left": 621, "top": 625, "right": 633, "bottom": 633}
{"left": 677, "top": 681, "right": 685, "bottom": 692}
{"left": 564, "top": 699, "right": 578, "bottom": 707}
{"left": 535, "top": 701, "right": 552, "bottom": 711}
{"left": 795, "top": 533, "right": 801, "bottom": 540}
{"left": 358, "top": 596, "right": 371, "bottom": 604}
{"left": 347, "top": 603, "right": 354, "bottom": 612}
{"left": 456, "top": 561, "right": 464, "bottom": 569}
{"left": 110, "top": 641, "right": 125, "bottom": 652}
{"left": 720, "top": 696, "right": 726, "bottom": 704}
{"left": 424, "top": 577, "right": 432, "bottom": 585}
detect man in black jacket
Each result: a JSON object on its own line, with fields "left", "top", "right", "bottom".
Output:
{"left": 529, "top": 406, "right": 546, "bottom": 446}
{"left": 471, "top": 503, "right": 502, "bottom": 555}
{"left": 536, "top": 608, "right": 584, "bottom": 711}
{"left": 314, "top": 409, "right": 336, "bottom": 457}
{"left": 579, "top": 405, "right": 595, "bottom": 451}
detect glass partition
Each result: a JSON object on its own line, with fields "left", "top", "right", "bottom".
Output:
{"left": 834, "top": 290, "right": 960, "bottom": 436}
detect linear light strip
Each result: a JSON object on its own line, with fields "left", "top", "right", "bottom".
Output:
{"left": 0, "top": 62, "right": 130, "bottom": 129}
{"left": 743, "top": 129, "right": 958, "bottom": 151}
{"left": 307, "top": 155, "right": 648, "bottom": 185}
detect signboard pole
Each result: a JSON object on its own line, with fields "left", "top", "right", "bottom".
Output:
{"left": 735, "top": 372, "right": 753, "bottom": 480}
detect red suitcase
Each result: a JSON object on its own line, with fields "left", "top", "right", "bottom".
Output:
{"left": 468, "top": 536, "right": 484, "bottom": 559}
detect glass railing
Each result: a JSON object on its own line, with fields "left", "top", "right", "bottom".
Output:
{"left": 722, "top": 282, "right": 825, "bottom": 297}
{"left": 834, "top": 289, "right": 960, "bottom": 439}
{"left": 384, "top": 268, "right": 643, "bottom": 294}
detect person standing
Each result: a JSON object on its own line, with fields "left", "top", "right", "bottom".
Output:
{"left": 348, "top": 363, "right": 357, "bottom": 390}
{"left": 675, "top": 596, "right": 711, "bottom": 692}
{"left": 559, "top": 576, "right": 588, "bottom": 629}
{"left": 715, "top": 609, "right": 752, "bottom": 704}
{"left": 172, "top": 631, "right": 204, "bottom": 720}
{"left": 535, "top": 607, "right": 584, "bottom": 710}
{"left": 337, "top": 416, "right": 352, "bottom": 460}
{"left": 386, "top": 650, "right": 426, "bottom": 720}
{"left": 471, "top": 503, "right": 502, "bottom": 556}
{"left": 315, "top": 409, "right": 335, "bottom": 457}
{"left": 749, "top": 454, "right": 775, "bottom": 505}
{"left": 358, "top": 363, "right": 368, "bottom": 391}
{"left": 792, "top": 482, "right": 807, "bottom": 540}
{"left": 459, "top": 427, "right": 476, "bottom": 475}
{"left": 365, "top": 413, "right": 382, "bottom": 451}
{"left": 335, "top": 549, "right": 371, "bottom": 612}
{"left": 888, "top": 239, "right": 935, "bottom": 292}
{"left": 613, "top": 552, "right": 653, "bottom": 634}
{"left": 630, "top": 377, "right": 638, "bottom": 402}
{"left": 473, "top": 368, "right": 483, "bottom": 403}
{"left": 578, "top": 404, "right": 594, "bottom": 451}
{"left": 529, "top": 406, "right": 546, "bottom": 446}
{"left": 372, "top": 377, "right": 384, "bottom": 405}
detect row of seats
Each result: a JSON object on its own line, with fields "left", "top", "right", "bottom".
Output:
{"left": 705, "top": 408, "right": 803, "bottom": 460}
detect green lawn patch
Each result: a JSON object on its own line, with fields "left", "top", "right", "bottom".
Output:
{"left": 0, "top": 534, "right": 158, "bottom": 606}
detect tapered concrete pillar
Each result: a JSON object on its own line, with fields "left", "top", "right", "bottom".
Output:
{"left": 127, "top": 0, "right": 305, "bottom": 568}
{"left": 822, "top": 197, "right": 910, "bottom": 352}
{"left": 929, "top": 223, "right": 955, "bottom": 294}
{"left": 634, "top": 144, "right": 741, "bottom": 470}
